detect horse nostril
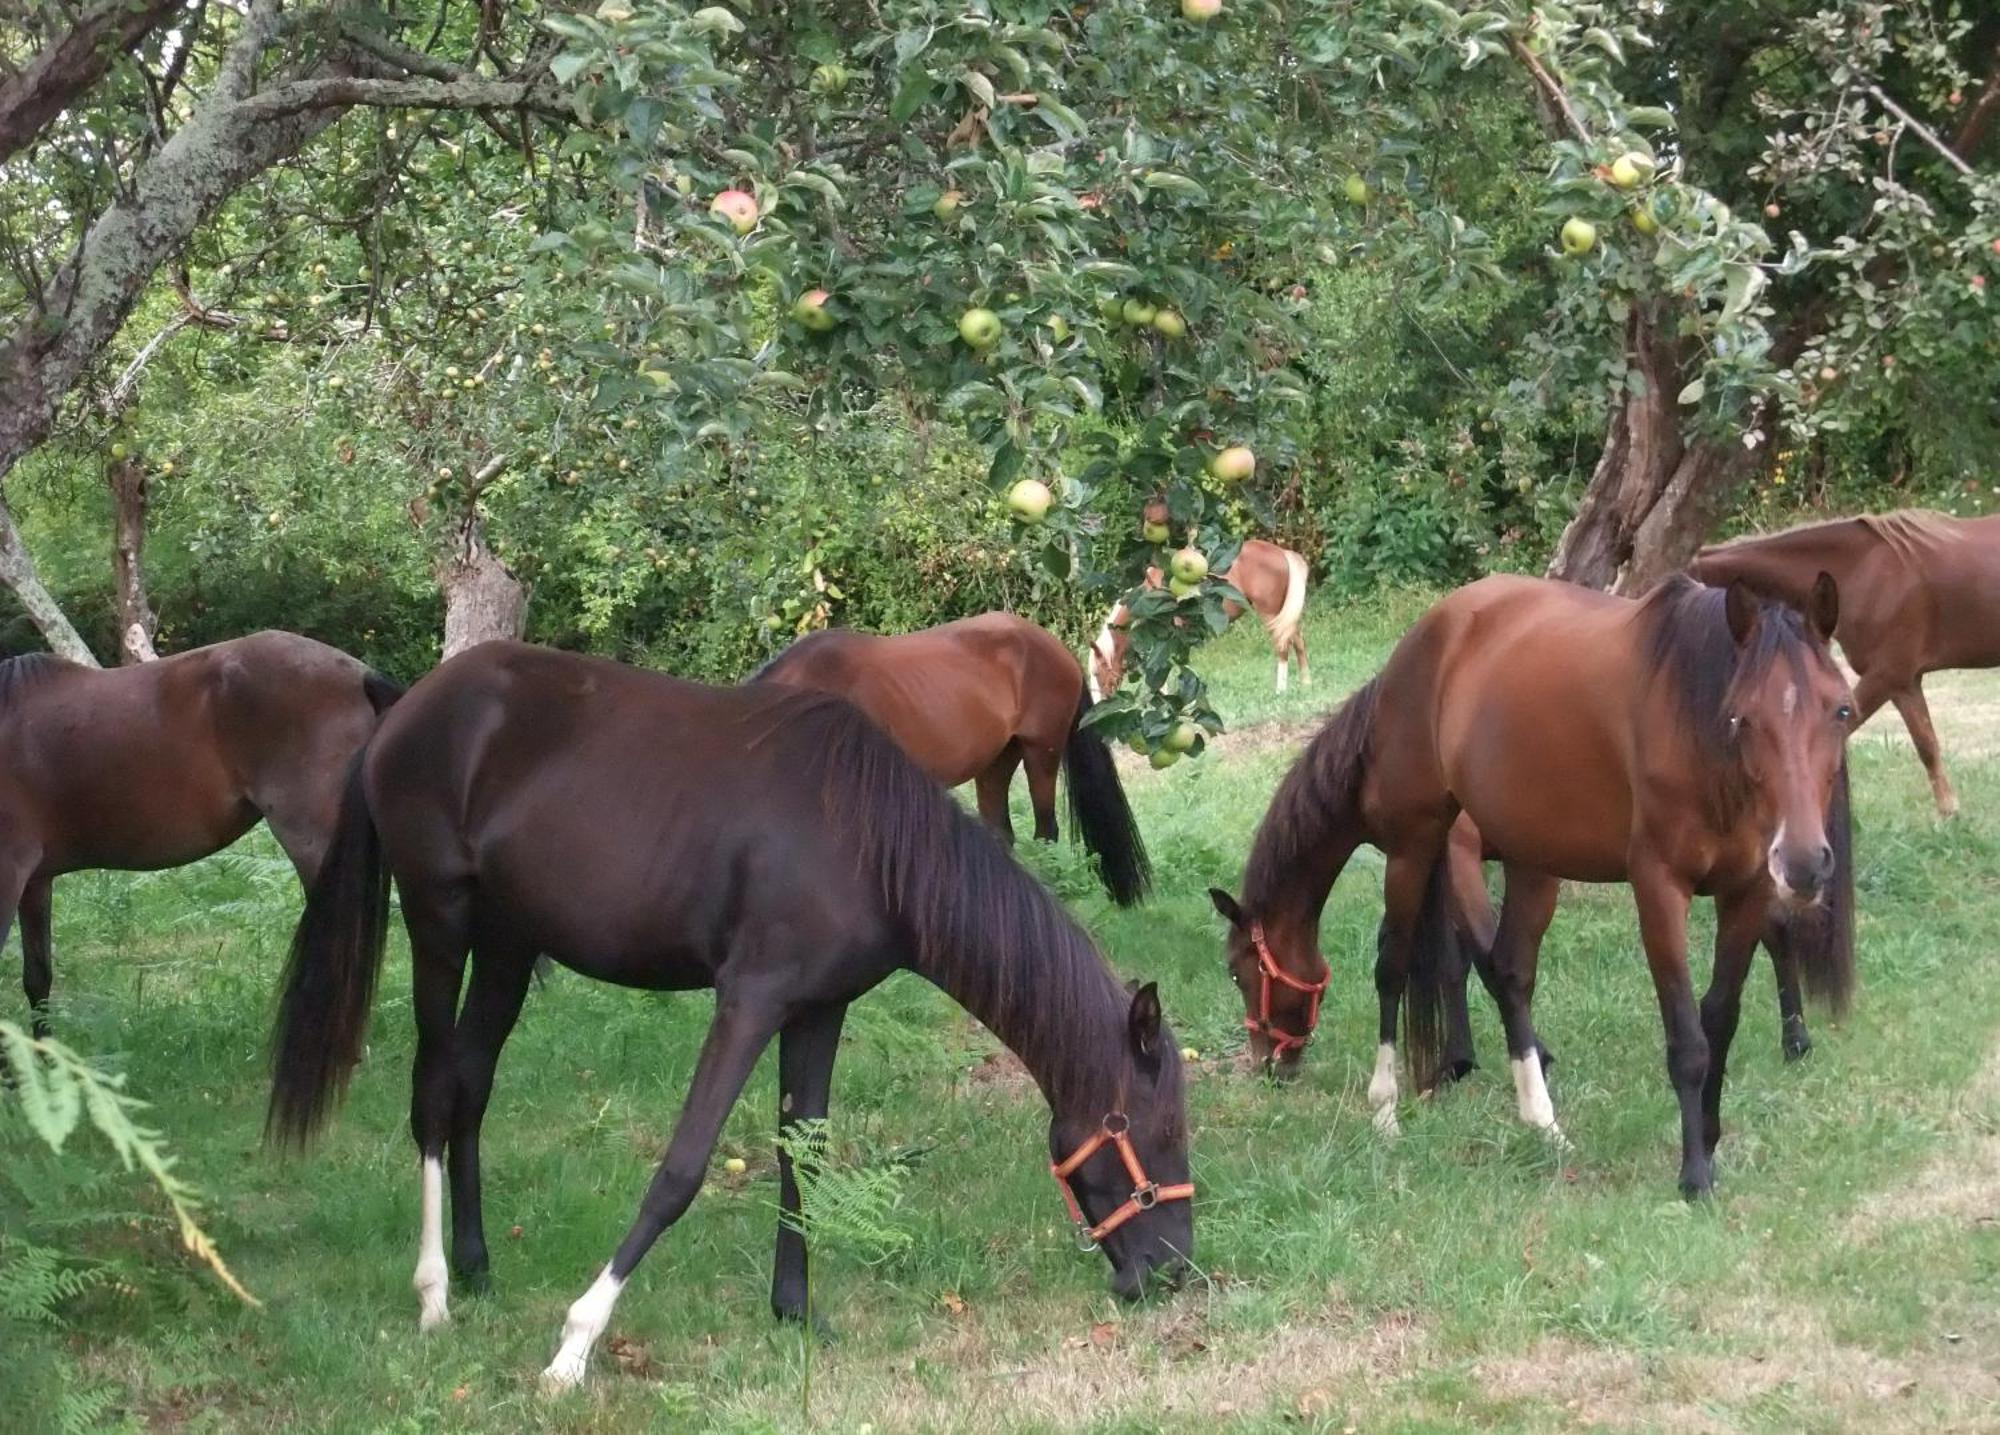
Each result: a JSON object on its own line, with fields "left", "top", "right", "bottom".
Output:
{"left": 1816, "top": 843, "right": 1835, "bottom": 878}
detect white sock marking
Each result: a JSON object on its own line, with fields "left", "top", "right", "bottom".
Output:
{"left": 1511, "top": 1054, "right": 1563, "bottom": 1141}
{"left": 414, "top": 1156, "right": 450, "bottom": 1330}
{"left": 1368, "top": 1042, "right": 1400, "bottom": 1136}
{"left": 1275, "top": 657, "right": 1289, "bottom": 693}
{"left": 541, "top": 1265, "right": 625, "bottom": 1393}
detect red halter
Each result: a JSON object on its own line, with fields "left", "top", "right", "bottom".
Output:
{"left": 1244, "top": 920, "right": 1328, "bottom": 1057}
{"left": 1051, "top": 1112, "right": 1195, "bottom": 1246}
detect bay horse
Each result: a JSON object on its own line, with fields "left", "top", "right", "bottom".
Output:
{"left": 1088, "top": 538, "right": 1310, "bottom": 700}
{"left": 265, "top": 642, "right": 1192, "bottom": 1392}
{"left": 753, "top": 612, "right": 1149, "bottom": 905}
{"left": 1210, "top": 574, "right": 1855, "bottom": 1196}
{"left": 1690, "top": 510, "right": 2000, "bottom": 817}
{"left": 0, "top": 633, "right": 401, "bottom": 1038}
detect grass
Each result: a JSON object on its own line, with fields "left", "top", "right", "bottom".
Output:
{"left": 7, "top": 590, "right": 2000, "bottom": 1433}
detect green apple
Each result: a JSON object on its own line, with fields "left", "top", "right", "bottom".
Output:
{"left": 1170, "top": 546, "right": 1209, "bottom": 584}
{"left": 1560, "top": 217, "right": 1598, "bottom": 256}
{"left": 1608, "top": 151, "right": 1654, "bottom": 190}
{"left": 792, "top": 288, "right": 837, "bottom": 331}
{"left": 1142, "top": 520, "right": 1172, "bottom": 544}
{"left": 710, "top": 189, "right": 759, "bottom": 234}
{"left": 1122, "top": 297, "right": 1158, "bottom": 327}
{"left": 1168, "top": 576, "right": 1201, "bottom": 599}
{"left": 1099, "top": 294, "right": 1127, "bottom": 324}
{"left": 1151, "top": 308, "right": 1187, "bottom": 339}
{"left": 932, "top": 189, "right": 963, "bottom": 221}
{"left": 1344, "top": 174, "right": 1371, "bottom": 204}
{"left": 1181, "top": 0, "right": 1222, "bottom": 20}
{"left": 1149, "top": 747, "right": 1183, "bottom": 770}
{"left": 1209, "top": 445, "right": 1255, "bottom": 483}
{"left": 1631, "top": 206, "right": 1659, "bottom": 236}
{"left": 1007, "top": 478, "right": 1052, "bottom": 523}
{"left": 958, "top": 307, "right": 1003, "bottom": 349}
{"left": 1164, "top": 721, "right": 1200, "bottom": 753}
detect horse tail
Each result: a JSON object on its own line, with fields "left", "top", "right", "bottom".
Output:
{"left": 1786, "top": 753, "right": 1856, "bottom": 1017}
{"left": 1263, "top": 548, "right": 1309, "bottom": 658}
{"left": 266, "top": 750, "right": 392, "bottom": 1147}
{"left": 362, "top": 669, "right": 405, "bottom": 715}
{"left": 1401, "top": 848, "right": 1463, "bottom": 1091}
{"left": 1063, "top": 688, "right": 1152, "bottom": 906}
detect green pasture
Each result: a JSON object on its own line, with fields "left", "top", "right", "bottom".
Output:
{"left": 7, "top": 593, "right": 1999, "bottom": 1433}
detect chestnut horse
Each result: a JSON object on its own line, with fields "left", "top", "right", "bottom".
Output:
{"left": 1691, "top": 510, "right": 2000, "bottom": 817}
{"left": 1211, "top": 574, "right": 1855, "bottom": 1196}
{"left": 0, "top": 633, "right": 400, "bottom": 1038}
{"left": 266, "top": 643, "right": 1192, "bottom": 1391}
{"left": 754, "top": 613, "right": 1149, "bottom": 905}
{"left": 1089, "top": 538, "right": 1310, "bottom": 699}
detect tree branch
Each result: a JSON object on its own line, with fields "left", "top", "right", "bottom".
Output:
{"left": 0, "top": 0, "right": 189, "bottom": 163}
{"left": 234, "top": 71, "right": 567, "bottom": 124}
{"left": 1508, "top": 37, "right": 1592, "bottom": 146}
{"left": 1866, "top": 83, "right": 1976, "bottom": 178}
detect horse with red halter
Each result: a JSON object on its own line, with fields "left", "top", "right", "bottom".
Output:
{"left": 0, "top": 632, "right": 400, "bottom": 1038}
{"left": 1211, "top": 573, "right": 1855, "bottom": 1196}
{"left": 265, "top": 642, "right": 1192, "bottom": 1391}
{"left": 1690, "top": 509, "right": 2000, "bottom": 817}
{"left": 1089, "top": 538, "right": 1311, "bottom": 700}
{"left": 753, "top": 612, "right": 1149, "bottom": 905}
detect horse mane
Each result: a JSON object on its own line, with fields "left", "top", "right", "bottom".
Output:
{"left": 1859, "top": 509, "right": 1955, "bottom": 568}
{"left": 1241, "top": 677, "right": 1380, "bottom": 914}
{"left": 1641, "top": 574, "right": 1826, "bottom": 824}
{"left": 796, "top": 693, "right": 1173, "bottom": 1119}
{"left": 0, "top": 651, "right": 76, "bottom": 708}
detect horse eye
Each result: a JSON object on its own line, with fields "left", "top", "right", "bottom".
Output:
{"left": 1835, "top": 704, "right": 1854, "bottom": 723}
{"left": 1726, "top": 713, "right": 1744, "bottom": 736}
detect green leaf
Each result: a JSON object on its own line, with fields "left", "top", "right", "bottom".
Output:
{"left": 689, "top": 7, "right": 745, "bottom": 37}
{"left": 1677, "top": 378, "right": 1707, "bottom": 405}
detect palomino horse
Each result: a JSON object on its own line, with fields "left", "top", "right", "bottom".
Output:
{"left": 0, "top": 633, "right": 400, "bottom": 1037}
{"left": 1691, "top": 510, "right": 2000, "bottom": 817}
{"left": 1211, "top": 574, "right": 1855, "bottom": 1196}
{"left": 753, "top": 613, "right": 1150, "bottom": 905}
{"left": 1089, "top": 538, "right": 1310, "bottom": 699}
{"left": 266, "top": 643, "right": 1192, "bottom": 1391}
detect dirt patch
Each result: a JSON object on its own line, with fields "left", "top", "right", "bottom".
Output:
{"left": 1111, "top": 714, "right": 1325, "bottom": 781}
{"left": 1850, "top": 1041, "right": 2000, "bottom": 1238}
{"left": 1842, "top": 665, "right": 2000, "bottom": 762}
{"left": 792, "top": 1299, "right": 1425, "bottom": 1432}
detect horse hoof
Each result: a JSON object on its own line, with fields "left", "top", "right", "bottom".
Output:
{"left": 457, "top": 1265, "right": 492, "bottom": 1296}
{"left": 1535, "top": 1045, "right": 1557, "bottom": 1075}
{"left": 1783, "top": 1037, "right": 1812, "bottom": 1063}
{"left": 539, "top": 1357, "right": 587, "bottom": 1395}
{"left": 773, "top": 1306, "right": 837, "bottom": 1342}
{"left": 1438, "top": 1057, "right": 1477, "bottom": 1086}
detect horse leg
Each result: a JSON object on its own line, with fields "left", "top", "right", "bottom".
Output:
{"left": 1273, "top": 634, "right": 1289, "bottom": 694}
{"left": 542, "top": 989, "right": 784, "bottom": 1392}
{"left": 1486, "top": 866, "right": 1561, "bottom": 1137}
{"left": 1437, "top": 818, "right": 1495, "bottom": 1083}
{"left": 1023, "top": 745, "right": 1061, "bottom": 843}
{"left": 1293, "top": 631, "right": 1311, "bottom": 687}
{"left": 447, "top": 930, "right": 536, "bottom": 1293}
{"left": 1699, "top": 892, "right": 1766, "bottom": 1164}
{"left": 403, "top": 884, "right": 473, "bottom": 1331}
{"left": 973, "top": 752, "right": 1020, "bottom": 845}
{"left": 20, "top": 877, "right": 52, "bottom": 1041}
{"left": 1630, "top": 861, "right": 1709, "bottom": 1197}
{"left": 1889, "top": 681, "right": 1958, "bottom": 819}
{"left": 1368, "top": 839, "right": 1449, "bottom": 1135}
{"left": 770, "top": 1000, "right": 849, "bottom": 1326}
{"left": 1762, "top": 917, "right": 1812, "bottom": 1062}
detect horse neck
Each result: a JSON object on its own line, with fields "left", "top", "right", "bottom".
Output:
{"left": 1698, "top": 522, "right": 1869, "bottom": 595}
{"left": 909, "top": 916, "right": 1129, "bottom": 1117}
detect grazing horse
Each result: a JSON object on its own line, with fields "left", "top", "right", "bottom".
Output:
{"left": 1210, "top": 574, "right": 1855, "bottom": 1196}
{"left": 0, "top": 633, "right": 401, "bottom": 1038}
{"left": 1089, "top": 538, "right": 1311, "bottom": 699}
{"left": 753, "top": 613, "right": 1150, "bottom": 905}
{"left": 265, "top": 643, "right": 1192, "bottom": 1391}
{"left": 1690, "top": 510, "right": 2000, "bottom": 817}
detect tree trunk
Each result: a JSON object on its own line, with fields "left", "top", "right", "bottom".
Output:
{"left": 438, "top": 515, "right": 527, "bottom": 660}
{"left": 0, "top": 496, "right": 98, "bottom": 664}
{"left": 1547, "top": 303, "right": 1764, "bottom": 593}
{"left": 108, "top": 459, "right": 158, "bottom": 663}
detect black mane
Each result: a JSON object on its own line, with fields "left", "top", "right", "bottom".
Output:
{"left": 1641, "top": 574, "right": 1826, "bottom": 823}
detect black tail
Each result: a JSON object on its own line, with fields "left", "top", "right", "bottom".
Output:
{"left": 1401, "top": 848, "right": 1463, "bottom": 1091}
{"left": 266, "top": 751, "right": 392, "bottom": 1147}
{"left": 1063, "top": 689, "right": 1152, "bottom": 906}
{"left": 362, "top": 669, "right": 405, "bottom": 715}
{"left": 1783, "top": 754, "right": 1856, "bottom": 1017}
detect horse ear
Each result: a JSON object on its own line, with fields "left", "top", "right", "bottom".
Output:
{"left": 1724, "top": 579, "right": 1760, "bottom": 646}
{"left": 1209, "top": 888, "right": 1247, "bottom": 931}
{"left": 1807, "top": 571, "right": 1839, "bottom": 642}
{"left": 1127, "top": 981, "right": 1163, "bottom": 1058}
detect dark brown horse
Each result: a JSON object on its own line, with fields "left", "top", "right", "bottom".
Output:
{"left": 0, "top": 633, "right": 400, "bottom": 1037}
{"left": 1089, "top": 539, "right": 1311, "bottom": 699}
{"left": 753, "top": 612, "right": 1149, "bottom": 905}
{"left": 1691, "top": 510, "right": 2000, "bottom": 817}
{"left": 265, "top": 642, "right": 1191, "bottom": 1391}
{"left": 1211, "top": 574, "right": 1855, "bottom": 1196}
